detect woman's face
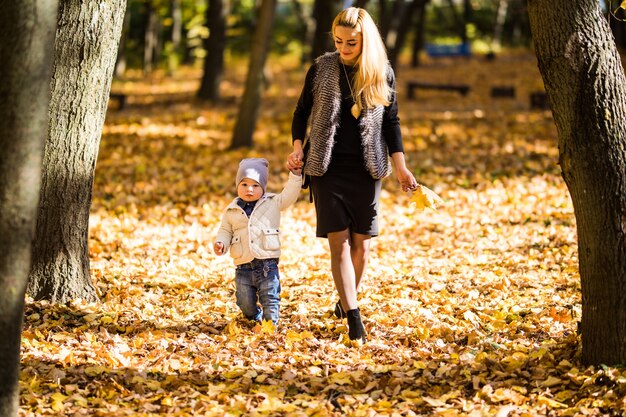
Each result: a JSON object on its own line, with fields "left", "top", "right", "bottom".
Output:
{"left": 334, "top": 25, "right": 362, "bottom": 65}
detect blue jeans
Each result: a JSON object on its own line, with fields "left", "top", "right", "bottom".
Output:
{"left": 235, "top": 258, "right": 281, "bottom": 324}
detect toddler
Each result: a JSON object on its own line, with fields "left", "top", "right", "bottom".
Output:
{"left": 214, "top": 158, "right": 301, "bottom": 325}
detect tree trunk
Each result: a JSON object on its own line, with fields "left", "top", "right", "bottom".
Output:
{"left": 528, "top": 0, "right": 626, "bottom": 365}
{"left": 292, "top": 0, "right": 314, "bottom": 65}
{"left": 381, "top": 0, "right": 404, "bottom": 43}
{"left": 311, "top": 0, "right": 336, "bottom": 61}
{"left": 388, "top": 0, "right": 420, "bottom": 69}
{"left": 115, "top": 6, "right": 131, "bottom": 77}
{"left": 197, "top": 0, "right": 227, "bottom": 102}
{"left": 230, "top": 0, "right": 277, "bottom": 149}
{"left": 171, "top": 0, "right": 182, "bottom": 49}
{"left": 27, "top": 0, "right": 127, "bottom": 304}
{"left": 143, "top": 2, "right": 159, "bottom": 74}
{"left": 492, "top": 0, "right": 508, "bottom": 49}
{"left": 0, "top": 2, "right": 58, "bottom": 416}
{"left": 411, "top": 0, "right": 428, "bottom": 67}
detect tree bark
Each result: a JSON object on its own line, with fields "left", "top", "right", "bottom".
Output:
{"left": 197, "top": 0, "right": 228, "bottom": 102}
{"left": 27, "top": 0, "right": 127, "bottom": 304}
{"left": 230, "top": 0, "right": 277, "bottom": 149}
{"left": 0, "top": 1, "right": 58, "bottom": 416}
{"left": 528, "top": 0, "right": 626, "bottom": 365}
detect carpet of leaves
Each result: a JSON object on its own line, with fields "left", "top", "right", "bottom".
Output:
{"left": 19, "top": 52, "right": 626, "bottom": 416}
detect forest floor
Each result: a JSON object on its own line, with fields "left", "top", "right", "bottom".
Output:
{"left": 19, "top": 51, "right": 626, "bottom": 416}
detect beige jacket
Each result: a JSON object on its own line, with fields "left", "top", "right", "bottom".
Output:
{"left": 215, "top": 172, "right": 302, "bottom": 265}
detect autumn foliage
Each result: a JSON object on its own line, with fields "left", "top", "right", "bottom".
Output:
{"left": 19, "top": 53, "right": 626, "bottom": 416}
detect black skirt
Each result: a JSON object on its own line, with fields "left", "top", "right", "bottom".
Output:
{"left": 310, "top": 155, "right": 382, "bottom": 238}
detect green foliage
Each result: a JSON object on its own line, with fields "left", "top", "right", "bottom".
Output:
{"left": 118, "top": 0, "right": 534, "bottom": 74}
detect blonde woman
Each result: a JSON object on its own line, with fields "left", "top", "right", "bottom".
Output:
{"left": 287, "top": 7, "right": 417, "bottom": 343}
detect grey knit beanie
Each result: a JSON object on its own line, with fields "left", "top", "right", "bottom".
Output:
{"left": 236, "top": 158, "right": 269, "bottom": 192}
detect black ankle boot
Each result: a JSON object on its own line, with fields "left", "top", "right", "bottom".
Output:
{"left": 346, "top": 308, "right": 366, "bottom": 342}
{"left": 334, "top": 301, "right": 347, "bottom": 319}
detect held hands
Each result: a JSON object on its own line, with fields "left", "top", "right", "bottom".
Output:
{"left": 213, "top": 242, "right": 225, "bottom": 256}
{"left": 287, "top": 141, "right": 304, "bottom": 173}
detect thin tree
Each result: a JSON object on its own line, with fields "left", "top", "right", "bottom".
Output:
{"left": 230, "top": 0, "right": 277, "bottom": 149}
{"left": 311, "top": 0, "right": 336, "bottom": 61}
{"left": 27, "top": 0, "right": 127, "bottom": 303}
{"left": 528, "top": 0, "right": 626, "bottom": 365}
{"left": 492, "top": 0, "right": 509, "bottom": 49}
{"left": 387, "top": 0, "right": 421, "bottom": 69}
{"left": 0, "top": 2, "right": 58, "bottom": 416}
{"left": 197, "top": 0, "right": 228, "bottom": 102}
{"left": 410, "top": 0, "right": 429, "bottom": 67}
{"left": 144, "top": 0, "right": 161, "bottom": 74}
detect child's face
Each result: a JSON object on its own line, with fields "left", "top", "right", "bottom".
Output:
{"left": 237, "top": 178, "right": 263, "bottom": 202}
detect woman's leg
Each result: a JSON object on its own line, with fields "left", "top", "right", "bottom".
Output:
{"left": 328, "top": 228, "right": 367, "bottom": 342}
{"left": 350, "top": 232, "right": 371, "bottom": 292}
{"left": 327, "top": 228, "right": 358, "bottom": 311}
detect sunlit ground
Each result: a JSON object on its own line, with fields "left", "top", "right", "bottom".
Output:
{"left": 19, "top": 51, "right": 626, "bottom": 416}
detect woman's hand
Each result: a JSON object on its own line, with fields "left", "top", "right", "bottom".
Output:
{"left": 390, "top": 152, "right": 418, "bottom": 192}
{"left": 395, "top": 166, "right": 418, "bottom": 192}
{"left": 287, "top": 140, "right": 305, "bottom": 172}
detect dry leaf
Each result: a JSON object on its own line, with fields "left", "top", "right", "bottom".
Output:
{"left": 409, "top": 184, "right": 443, "bottom": 210}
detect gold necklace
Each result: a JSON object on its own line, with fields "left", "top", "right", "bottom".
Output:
{"left": 342, "top": 63, "right": 360, "bottom": 119}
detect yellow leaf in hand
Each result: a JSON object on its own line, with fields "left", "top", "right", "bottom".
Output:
{"left": 409, "top": 184, "right": 443, "bottom": 210}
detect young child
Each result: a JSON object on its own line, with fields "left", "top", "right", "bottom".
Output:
{"left": 213, "top": 158, "right": 302, "bottom": 326}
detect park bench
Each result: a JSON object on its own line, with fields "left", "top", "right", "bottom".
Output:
{"left": 425, "top": 42, "right": 472, "bottom": 58}
{"left": 108, "top": 92, "right": 127, "bottom": 110}
{"left": 490, "top": 86, "right": 516, "bottom": 98}
{"left": 407, "top": 81, "right": 471, "bottom": 100}
{"left": 530, "top": 91, "right": 550, "bottom": 109}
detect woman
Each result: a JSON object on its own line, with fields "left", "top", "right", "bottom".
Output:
{"left": 287, "top": 7, "right": 417, "bottom": 343}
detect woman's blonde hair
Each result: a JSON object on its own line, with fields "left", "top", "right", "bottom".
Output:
{"left": 332, "top": 7, "right": 392, "bottom": 111}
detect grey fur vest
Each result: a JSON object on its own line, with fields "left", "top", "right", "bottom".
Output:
{"left": 304, "top": 52, "right": 392, "bottom": 179}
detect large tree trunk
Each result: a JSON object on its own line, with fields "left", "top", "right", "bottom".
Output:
{"left": 27, "top": 0, "right": 127, "bottom": 304}
{"left": 230, "top": 0, "right": 277, "bottom": 149}
{"left": 0, "top": 2, "right": 58, "bottom": 416}
{"left": 528, "top": 0, "right": 626, "bottom": 365}
{"left": 197, "top": 0, "right": 228, "bottom": 102}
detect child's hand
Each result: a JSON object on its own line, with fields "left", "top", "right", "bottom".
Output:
{"left": 213, "top": 242, "right": 225, "bottom": 255}
{"left": 290, "top": 168, "right": 302, "bottom": 176}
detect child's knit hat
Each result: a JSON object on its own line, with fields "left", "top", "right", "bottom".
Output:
{"left": 236, "top": 158, "right": 269, "bottom": 192}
